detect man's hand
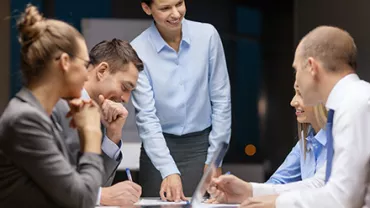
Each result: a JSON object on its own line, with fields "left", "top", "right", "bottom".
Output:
{"left": 160, "top": 174, "right": 187, "bottom": 202}
{"left": 206, "top": 174, "right": 252, "bottom": 204}
{"left": 240, "top": 195, "right": 278, "bottom": 208}
{"left": 202, "top": 165, "right": 222, "bottom": 195}
{"left": 100, "top": 181, "right": 142, "bottom": 206}
{"left": 98, "top": 95, "right": 128, "bottom": 144}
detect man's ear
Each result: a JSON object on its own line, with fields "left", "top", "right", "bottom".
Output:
{"left": 307, "top": 57, "right": 319, "bottom": 79}
{"left": 141, "top": 2, "right": 152, "bottom": 15}
{"left": 96, "top": 62, "right": 110, "bottom": 81}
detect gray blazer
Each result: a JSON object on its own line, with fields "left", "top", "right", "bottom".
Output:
{"left": 52, "top": 99, "right": 121, "bottom": 186}
{"left": 0, "top": 88, "right": 104, "bottom": 208}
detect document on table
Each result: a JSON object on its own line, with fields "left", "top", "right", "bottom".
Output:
{"left": 134, "top": 198, "right": 239, "bottom": 207}
{"left": 134, "top": 198, "right": 188, "bottom": 206}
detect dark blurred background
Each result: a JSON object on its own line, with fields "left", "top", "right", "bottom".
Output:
{"left": 1, "top": 0, "right": 370, "bottom": 182}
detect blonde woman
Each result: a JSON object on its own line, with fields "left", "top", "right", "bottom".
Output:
{"left": 206, "top": 82, "right": 328, "bottom": 204}
{"left": 0, "top": 4, "right": 103, "bottom": 208}
{"left": 266, "top": 82, "right": 328, "bottom": 184}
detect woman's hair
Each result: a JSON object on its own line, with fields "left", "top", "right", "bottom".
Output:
{"left": 298, "top": 103, "right": 328, "bottom": 158}
{"left": 17, "top": 4, "right": 83, "bottom": 84}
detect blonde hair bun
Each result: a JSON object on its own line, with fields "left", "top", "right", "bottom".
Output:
{"left": 17, "top": 4, "right": 46, "bottom": 46}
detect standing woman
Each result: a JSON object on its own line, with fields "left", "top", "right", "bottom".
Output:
{"left": 0, "top": 4, "right": 104, "bottom": 208}
{"left": 131, "top": 0, "right": 232, "bottom": 201}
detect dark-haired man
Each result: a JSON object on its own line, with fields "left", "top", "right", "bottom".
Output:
{"left": 53, "top": 39, "right": 144, "bottom": 206}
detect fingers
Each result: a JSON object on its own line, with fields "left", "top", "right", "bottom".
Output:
{"left": 100, "top": 99, "right": 127, "bottom": 123}
{"left": 98, "top": 94, "right": 105, "bottom": 106}
{"left": 66, "top": 111, "right": 72, "bottom": 118}
{"left": 213, "top": 174, "right": 234, "bottom": 185}
{"left": 68, "top": 99, "right": 93, "bottom": 113}
{"left": 126, "top": 182, "right": 141, "bottom": 199}
{"left": 129, "top": 181, "right": 142, "bottom": 195}
{"left": 113, "top": 192, "right": 138, "bottom": 206}
{"left": 180, "top": 191, "right": 187, "bottom": 201}
{"left": 210, "top": 188, "right": 222, "bottom": 200}
{"left": 166, "top": 185, "right": 172, "bottom": 201}
{"left": 126, "top": 187, "right": 140, "bottom": 202}
{"left": 69, "top": 98, "right": 83, "bottom": 107}
{"left": 160, "top": 183, "right": 167, "bottom": 201}
{"left": 205, "top": 197, "right": 217, "bottom": 204}
{"left": 214, "top": 191, "right": 225, "bottom": 204}
{"left": 173, "top": 186, "right": 181, "bottom": 202}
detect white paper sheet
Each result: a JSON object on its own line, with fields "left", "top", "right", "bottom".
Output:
{"left": 195, "top": 204, "right": 239, "bottom": 207}
{"left": 134, "top": 198, "right": 189, "bottom": 206}
{"left": 134, "top": 198, "right": 238, "bottom": 207}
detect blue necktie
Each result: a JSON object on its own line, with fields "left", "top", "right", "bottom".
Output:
{"left": 325, "top": 109, "right": 335, "bottom": 183}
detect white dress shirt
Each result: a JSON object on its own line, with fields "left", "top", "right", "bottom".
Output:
{"left": 251, "top": 163, "right": 326, "bottom": 197}
{"left": 276, "top": 74, "right": 370, "bottom": 208}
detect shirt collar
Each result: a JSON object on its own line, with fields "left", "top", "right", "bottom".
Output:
{"left": 326, "top": 73, "right": 359, "bottom": 110}
{"left": 314, "top": 128, "right": 327, "bottom": 146}
{"left": 81, "top": 88, "right": 90, "bottom": 100}
{"left": 306, "top": 127, "right": 327, "bottom": 146}
{"left": 149, "top": 18, "right": 191, "bottom": 53}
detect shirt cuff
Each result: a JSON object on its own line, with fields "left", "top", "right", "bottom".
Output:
{"left": 205, "top": 152, "right": 223, "bottom": 167}
{"left": 96, "top": 187, "right": 102, "bottom": 205}
{"left": 159, "top": 163, "right": 181, "bottom": 179}
{"left": 251, "top": 182, "right": 276, "bottom": 197}
{"left": 101, "top": 135, "right": 122, "bottom": 161}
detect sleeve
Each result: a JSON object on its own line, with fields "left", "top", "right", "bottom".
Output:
{"left": 2, "top": 111, "right": 104, "bottom": 208}
{"left": 52, "top": 100, "right": 121, "bottom": 186}
{"left": 101, "top": 136, "right": 121, "bottom": 160}
{"left": 265, "top": 141, "right": 302, "bottom": 184}
{"left": 100, "top": 137, "right": 122, "bottom": 186}
{"left": 276, "top": 99, "right": 370, "bottom": 208}
{"left": 252, "top": 163, "right": 326, "bottom": 196}
{"left": 131, "top": 70, "right": 180, "bottom": 179}
{"left": 206, "top": 25, "right": 232, "bottom": 165}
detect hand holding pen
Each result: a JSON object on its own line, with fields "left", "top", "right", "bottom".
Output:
{"left": 126, "top": 168, "right": 133, "bottom": 182}
{"left": 206, "top": 172, "right": 253, "bottom": 204}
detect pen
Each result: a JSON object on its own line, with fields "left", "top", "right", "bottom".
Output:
{"left": 126, "top": 168, "right": 133, "bottom": 182}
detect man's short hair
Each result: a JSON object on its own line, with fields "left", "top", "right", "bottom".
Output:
{"left": 89, "top": 38, "right": 143, "bottom": 73}
{"left": 299, "top": 26, "right": 357, "bottom": 72}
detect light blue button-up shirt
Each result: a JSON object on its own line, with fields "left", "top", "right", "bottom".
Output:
{"left": 131, "top": 19, "right": 232, "bottom": 178}
{"left": 81, "top": 88, "right": 122, "bottom": 205}
{"left": 266, "top": 128, "right": 327, "bottom": 184}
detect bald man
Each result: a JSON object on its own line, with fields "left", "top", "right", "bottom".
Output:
{"left": 206, "top": 26, "right": 370, "bottom": 208}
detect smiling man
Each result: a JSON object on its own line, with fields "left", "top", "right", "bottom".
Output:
{"left": 52, "top": 39, "right": 144, "bottom": 206}
{"left": 207, "top": 26, "right": 370, "bottom": 208}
